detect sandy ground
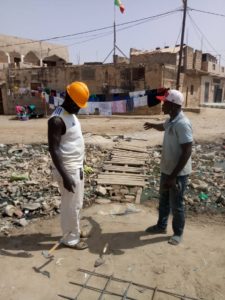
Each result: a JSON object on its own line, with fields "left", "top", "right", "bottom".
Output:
{"left": 0, "top": 205, "right": 225, "bottom": 300}
{"left": 0, "top": 108, "right": 225, "bottom": 300}
{"left": 0, "top": 108, "right": 224, "bottom": 146}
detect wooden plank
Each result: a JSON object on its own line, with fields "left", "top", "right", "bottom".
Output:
{"left": 110, "top": 158, "right": 146, "bottom": 163}
{"left": 103, "top": 165, "right": 145, "bottom": 174}
{"left": 114, "top": 146, "right": 148, "bottom": 153}
{"left": 104, "top": 161, "right": 145, "bottom": 166}
{"left": 96, "top": 179, "right": 146, "bottom": 187}
{"left": 112, "top": 151, "right": 149, "bottom": 158}
{"left": 112, "top": 155, "right": 148, "bottom": 162}
{"left": 135, "top": 187, "right": 142, "bottom": 204}
{"left": 98, "top": 174, "right": 148, "bottom": 179}
{"left": 112, "top": 149, "right": 149, "bottom": 155}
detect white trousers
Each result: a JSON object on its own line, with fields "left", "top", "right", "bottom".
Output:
{"left": 53, "top": 168, "right": 84, "bottom": 246}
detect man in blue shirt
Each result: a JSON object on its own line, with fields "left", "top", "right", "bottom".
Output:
{"left": 144, "top": 90, "right": 193, "bottom": 245}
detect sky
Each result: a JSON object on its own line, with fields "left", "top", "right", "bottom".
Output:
{"left": 0, "top": 0, "right": 225, "bottom": 64}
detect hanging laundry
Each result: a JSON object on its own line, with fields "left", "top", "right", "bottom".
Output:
{"left": 53, "top": 97, "right": 64, "bottom": 107}
{"left": 133, "top": 96, "right": 141, "bottom": 107}
{"left": 88, "top": 102, "right": 100, "bottom": 114}
{"left": 112, "top": 100, "right": 126, "bottom": 113}
{"left": 126, "top": 98, "right": 134, "bottom": 112}
{"left": 129, "top": 90, "right": 145, "bottom": 98}
{"left": 145, "top": 88, "right": 168, "bottom": 107}
{"left": 44, "top": 88, "right": 50, "bottom": 95}
{"left": 139, "top": 95, "right": 147, "bottom": 107}
{"left": 98, "top": 102, "right": 112, "bottom": 115}
{"left": 50, "top": 90, "right": 57, "bottom": 97}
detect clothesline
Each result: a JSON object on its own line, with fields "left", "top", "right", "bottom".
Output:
{"left": 78, "top": 96, "right": 148, "bottom": 115}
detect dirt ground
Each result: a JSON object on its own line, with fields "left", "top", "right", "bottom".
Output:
{"left": 0, "top": 107, "right": 224, "bottom": 145}
{"left": 0, "top": 108, "right": 225, "bottom": 300}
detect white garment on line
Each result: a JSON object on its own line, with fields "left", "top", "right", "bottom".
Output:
{"left": 129, "top": 90, "right": 145, "bottom": 97}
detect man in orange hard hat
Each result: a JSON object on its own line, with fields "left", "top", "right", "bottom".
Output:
{"left": 48, "top": 81, "right": 89, "bottom": 250}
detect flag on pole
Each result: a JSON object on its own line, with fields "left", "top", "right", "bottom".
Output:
{"left": 114, "top": 0, "right": 125, "bottom": 13}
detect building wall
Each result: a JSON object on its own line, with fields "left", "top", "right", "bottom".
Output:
{"left": 193, "top": 50, "right": 202, "bottom": 70}
{"left": 0, "top": 34, "right": 69, "bottom": 65}
{"left": 184, "top": 46, "right": 194, "bottom": 70}
{"left": 3, "top": 63, "right": 168, "bottom": 115}
{"left": 182, "top": 74, "right": 201, "bottom": 107}
{"left": 130, "top": 52, "right": 177, "bottom": 66}
{"left": 200, "top": 75, "right": 225, "bottom": 104}
{"left": 201, "top": 61, "right": 225, "bottom": 76}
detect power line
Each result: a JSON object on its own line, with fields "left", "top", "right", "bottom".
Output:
{"left": 0, "top": 8, "right": 181, "bottom": 49}
{"left": 188, "top": 12, "right": 225, "bottom": 64}
{"left": 28, "top": 9, "right": 181, "bottom": 56}
{"left": 188, "top": 7, "right": 225, "bottom": 18}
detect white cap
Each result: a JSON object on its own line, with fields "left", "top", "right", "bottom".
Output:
{"left": 165, "top": 89, "right": 184, "bottom": 106}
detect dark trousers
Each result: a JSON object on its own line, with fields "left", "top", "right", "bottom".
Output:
{"left": 157, "top": 173, "right": 188, "bottom": 236}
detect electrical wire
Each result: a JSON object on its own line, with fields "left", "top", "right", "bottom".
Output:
{"left": 188, "top": 12, "right": 225, "bottom": 63}
{"left": 36, "top": 9, "right": 180, "bottom": 56}
{"left": 0, "top": 8, "right": 182, "bottom": 49}
{"left": 188, "top": 7, "right": 225, "bottom": 18}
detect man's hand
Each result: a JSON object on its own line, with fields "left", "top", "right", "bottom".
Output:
{"left": 63, "top": 174, "right": 76, "bottom": 193}
{"left": 163, "top": 176, "right": 176, "bottom": 190}
{"left": 143, "top": 122, "right": 165, "bottom": 131}
{"left": 143, "top": 122, "right": 152, "bottom": 130}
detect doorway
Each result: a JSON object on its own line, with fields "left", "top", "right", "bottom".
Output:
{"left": 0, "top": 88, "right": 4, "bottom": 114}
{"left": 204, "top": 82, "right": 209, "bottom": 103}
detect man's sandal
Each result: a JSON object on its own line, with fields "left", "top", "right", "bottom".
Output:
{"left": 64, "top": 240, "right": 88, "bottom": 250}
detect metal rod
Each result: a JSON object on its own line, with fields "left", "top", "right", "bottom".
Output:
{"left": 114, "top": 1, "right": 116, "bottom": 63}
{"left": 115, "top": 45, "right": 129, "bottom": 59}
{"left": 78, "top": 269, "right": 201, "bottom": 300}
{"left": 74, "top": 272, "right": 93, "bottom": 300}
{"left": 69, "top": 282, "right": 136, "bottom": 300}
{"left": 103, "top": 49, "right": 114, "bottom": 64}
{"left": 122, "top": 281, "right": 132, "bottom": 300}
{"left": 98, "top": 274, "right": 112, "bottom": 300}
{"left": 176, "top": 0, "right": 188, "bottom": 89}
{"left": 151, "top": 287, "right": 158, "bottom": 300}
{"left": 58, "top": 295, "right": 74, "bottom": 300}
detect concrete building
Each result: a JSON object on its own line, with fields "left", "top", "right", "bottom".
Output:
{"left": 0, "top": 34, "right": 69, "bottom": 68}
{"left": 1, "top": 39, "right": 225, "bottom": 115}
{"left": 131, "top": 45, "right": 225, "bottom": 107}
{"left": 200, "top": 53, "right": 225, "bottom": 106}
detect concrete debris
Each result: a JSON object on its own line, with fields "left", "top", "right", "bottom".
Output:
{"left": 0, "top": 142, "right": 224, "bottom": 233}
{"left": 95, "top": 198, "right": 111, "bottom": 204}
{"left": 0, "top": 144, "right": 105, "bottom": 231}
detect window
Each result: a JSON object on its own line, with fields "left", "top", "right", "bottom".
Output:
{"left": 190, "top": 85, "right": 194, "bottom": 95}
{"left": 212, "top": 64, "right": 216, "bottom": 70}
{"left": 132, "top": 67, "right": 145, "bottom": 81}
{"left": 222, "top": 67, "right": 224, "bottom": 73}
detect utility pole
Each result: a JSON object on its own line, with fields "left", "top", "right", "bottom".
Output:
{"left": 176, "top": 0, "right": 188, "bottom": 90}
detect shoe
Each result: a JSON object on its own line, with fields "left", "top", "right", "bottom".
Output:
{"left": 145, "top": 225, "right": 167, "bottom": 234}
{"left": 168, "top": 235, "right": 182, "bottom": 245}
{"left": 63, "top": 240, "right": 88, "bottom": 250}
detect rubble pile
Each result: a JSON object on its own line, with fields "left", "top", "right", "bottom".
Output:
{"left": 0, "top": 142, "right": 224, "bottom": 233}
{"left": 0, "top": 143, "right": 105, "bottom": 233}
{"left": 146, "top": 143, "right": 225, "bottom": 213}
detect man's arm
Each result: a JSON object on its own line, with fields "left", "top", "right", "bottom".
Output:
{"left": 164, "top": 142, "right": 192, "bottom": 189}
{"left": 48, "top": 117, "right": 76, "bottom": 193}
{"left": 144, "top": 122, "right": 165, "bottom": 131}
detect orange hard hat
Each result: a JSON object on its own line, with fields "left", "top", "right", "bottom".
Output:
{"left": 66, "top": 81, "right": 89, "bottom": 108}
